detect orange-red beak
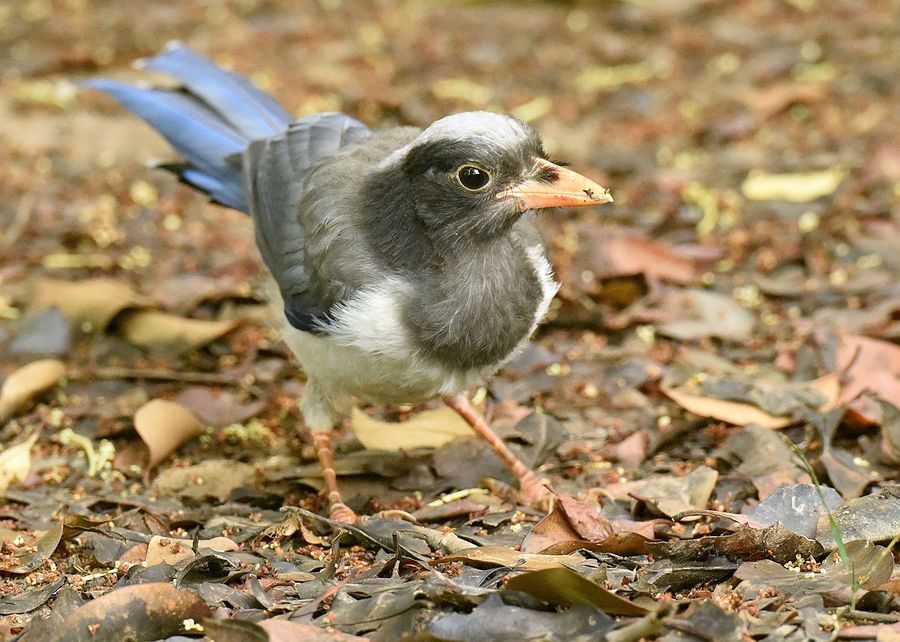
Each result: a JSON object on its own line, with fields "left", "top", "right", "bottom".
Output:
{"left": 498, "top": 158, "right": 613, "bottom": 211}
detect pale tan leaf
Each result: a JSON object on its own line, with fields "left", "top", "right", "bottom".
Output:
{"left": 144, "top": 534, "right": 238, "bottom": 566}
{"left": 663, "top": 373, "right": 839, "bottom": 429}
{"left": 438, "top": 545, "right": 584, "bottom": 571}
{"left": 30, "top": 278, "right": 147, "bottom": 331}
{"left": 352, "top": 405, "right": 472, "bottom": 451}
{"left": 134, "top": 399, "right": 205, "bottom": 467}
{"left": 0, "top": 434, "right": 39, "bottom": 496}
{"left": 741, "top": 168, "right": 846, "bottom": 202}
{"left": 118, "top": 310, "right": 238, "bottom": 353}
{"left": 0, "top": 359, "right": 66, "bottom": 422}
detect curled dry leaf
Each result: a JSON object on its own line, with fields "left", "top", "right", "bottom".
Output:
{"left": 0, "top": 358, "right": 66, "bottom": 422}
{"left": 117, "top": 309, "right": 238, "bottom": 353}
{"left": 351, "top": 405, "right": 472, "bottom": 451}
{"left": 54, "top": 582, "right": 210, "bottom": 642}
{"left": 663, "top": 373, "right": 839, "bottom": 429}
{"left": 0, "top": 434, "right": 39, "bottom": 496}
{"left": 741, "top": 167, "right": 846, "bottom": 202}
{"left": 30, "top": 278, "right": 147, "bottom": 331}
{"left": 144, "top": 534, "right": 239, "bottom": 566}
{"left": 134, "top": 399, "right": 205, "bottom": 468}
{"left": 259, "top": 620, "right": 372, "bottom": 641}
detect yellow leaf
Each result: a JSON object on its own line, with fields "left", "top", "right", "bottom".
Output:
{"left": 144, "top": 534, "right": 238, "bottom": 566}
{"left": 438, "top": 545, "right": 583, "bottom": 571}
{"left": 0, "top": 434, "right": 39, "bottom": 496}
{"left": 351, "top": 405, "right": 472, "bottom": 451}
{"left": 134, "top": 399, "right": 205, "bottom": 467}
{"left": 0, "top": 359, "right": 66, "bottom": 422}
{"left": 741, "top": 168, "right": 846, "bottom": 202}
{"left": 663, "top": 373, "right": 840, "bottom": 429}
{"left": 118, "top": 310, "right": 238, "bottom": 353}
{"left": 30, "top": 278, "right": 147, "bottom": 331}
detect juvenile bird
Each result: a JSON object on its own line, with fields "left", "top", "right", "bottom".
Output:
{"left": 88, "top": 44, "right": 612, "bottom": 522}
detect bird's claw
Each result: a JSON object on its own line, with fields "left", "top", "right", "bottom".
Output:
{"left": 329, "top": 502, "right": 359, "bottom": 524}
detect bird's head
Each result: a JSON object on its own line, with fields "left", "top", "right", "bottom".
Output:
{"left": 398, "top": 111, "right": 612, "bottom": 244}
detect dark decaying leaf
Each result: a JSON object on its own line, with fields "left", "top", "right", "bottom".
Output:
{"left": 427, "top": 593, "right": 614, "bottom": 642}
{"left": 660, "top": 600, "right": 742, "bottom": 642}
{"left": 505, "top": 566, "right": 647, "bottom": 616}
{"left": 734, "top": 540, "right": 893, "bottom": 604}
{"left": 723, "top": 425, "right": 809, "bottom": 499}
{"left": 0, "top": 577, "right": 65, "bottom": 615}
{"left": 611, "top": 465, "right": 718, "bottom": 517}
{"left": 648, "top": 523, "right": 823, "bottom": 565}
{"left": 0, "top": 520, "right": 63, "bottom": 574}
{"left": 748, "top": 483, "right": 843, "bottom": 538}
{"left": 815, "top": 488, "right": 900, "bottom": 549}
{"left": 8, "top": 306, "right": 72, "bottom": 357}
{"left": 53, "top": 582, "right": 211, "bottom": 642}
{"left": 641, "top": 557, "right": 739, "bottom": 593}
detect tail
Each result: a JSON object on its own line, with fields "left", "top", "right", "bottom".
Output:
{"left": 84, "top": 43, "right": 293, "bottom": 213}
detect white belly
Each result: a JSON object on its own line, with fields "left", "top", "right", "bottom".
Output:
{"left": 274, "top": 245, "right": 559, "bottom": 427}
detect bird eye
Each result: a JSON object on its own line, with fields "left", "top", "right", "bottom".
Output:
{"left": 456, "top": 165, "right": 491, "bottom": 191}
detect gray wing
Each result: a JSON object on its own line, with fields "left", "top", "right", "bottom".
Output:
{"left": 244, "top": 112, "right": 372, "bottom": 331}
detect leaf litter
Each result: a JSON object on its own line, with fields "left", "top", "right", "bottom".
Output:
{"left": 2, "top": 1, "right": 900, "bottom": 640}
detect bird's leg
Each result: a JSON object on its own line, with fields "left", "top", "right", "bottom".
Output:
{"left": 311, "top": 430, "right": 358, "bottom": 524}
{"left": 443, "top": 394, "right": 552, "bottom": 508}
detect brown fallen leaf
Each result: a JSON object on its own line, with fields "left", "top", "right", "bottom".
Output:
{"left": 56, "top": 582, "right": 210, "bottom": 642}
{"left": 152, "top": 459, "right": 257, "bottom": 501}
{"left": 0, "top": 434, "right": 39, "bottom": 496}
{"left": 351, "top": 405, "right": 472, "bottom": 451}
{"left": 117, "top": 309, "right": 238, "bottom": 353}
{"left": 436, "top": 545, "right": 584, "bottom": 571}
{"left": 663, "top": 373, "right": 839, "bottom": 429}
{"left": 655, "top": 288, "right": 755, "bottom": 342}
{"left": 0, "top": 358, "right": 66, "bottom": 422}
{"left": 144, "top": 534, "right": 238, "bottom": 566}
{"left": 30, "top": 278, "right": 148, "bottom": 331}
{"left": 609, "top": 465, "right": 718, "bottom": 517}
{"left": 134, "top": 399, "right": 205, "bottom": 468}
{"left": 603, "top": 233, "right": 698, "bottom": 285}
{"left": 837, "top": 333, "right": 900, "bottom": 411}
{"left": 259, "top": 620, "right": 372, "bottom": 641}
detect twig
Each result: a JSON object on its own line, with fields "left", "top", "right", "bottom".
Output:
{"left": 70, "top": 366, "right": 244, "bottom": 386}
{"left": 1, "top": 191, "right": 37, "bottom": 251}
{"left": 840, "top": 609, "right": 900, "bottom": 624}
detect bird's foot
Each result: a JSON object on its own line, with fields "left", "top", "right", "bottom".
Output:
{"left": 329, "top": 502, "right": 359, "bottom": 524}
{"left": 517, "top": 470, "right": 555, "bottom": 512}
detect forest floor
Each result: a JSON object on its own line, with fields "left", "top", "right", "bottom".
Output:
{"left": 1, "top": 1, "right": 899, "bottom": 640}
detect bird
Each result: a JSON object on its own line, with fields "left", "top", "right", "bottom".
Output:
{"left": 87, "top": 43, "right": 612, "bottom": 523}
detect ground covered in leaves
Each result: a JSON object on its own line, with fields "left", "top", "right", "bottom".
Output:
{"left": 1, "top": 0, "right": 900, "bottom": 640}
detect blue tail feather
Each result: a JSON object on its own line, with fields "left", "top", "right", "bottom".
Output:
{"left": 85, "top": 44, "right": 294, "bottom": 213}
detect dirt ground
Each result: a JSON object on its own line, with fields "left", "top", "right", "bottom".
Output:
{"left": 1, "top": 1, "right": 899, "bottom": 640}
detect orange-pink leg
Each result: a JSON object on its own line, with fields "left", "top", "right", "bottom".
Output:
{"left": 311, "top": 431, "right": 358, "bottom": 523}
{"left": 443, "top": 394, "right": 552, "bottom": 506}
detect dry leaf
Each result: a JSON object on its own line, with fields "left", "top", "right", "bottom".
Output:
{"left": 0, "top": 359, "right": 66, "bottom": 422}
{"left": 741, "top": 168, "right": 846, "bottom": 202}
{"left": 663, "top": 373, "right": 839, "bottom": 429}
{"left": 144, "top": 535, "right": 238, "bottom": 566}
{"left": 603, "top": 234, "right": 698, "bottom": 284}
{"left": 656, "top": 288, "right": 755, "bottom": 342}
{"left": 134, "top": 399, "right": 205, "bottom": 468}
{"left": 118, "top": 309, "right": 238, "bottom": 353}
{"left": 260, "top": 620, "right": 372, "bottom": 641}
{"left": 437, "top": 545, "right": 584, "bottom": 571}
{"left": 352, "top": 405, "right": 472, "bottom": 451}
{"left": 837, "top": 334, "right": 900, "bottom": 408}
{"left": 30, "top": 278, "right": 147, "bottom": 331}
{"left": 0, "top": 434, "right": 39, "bottom": 496}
